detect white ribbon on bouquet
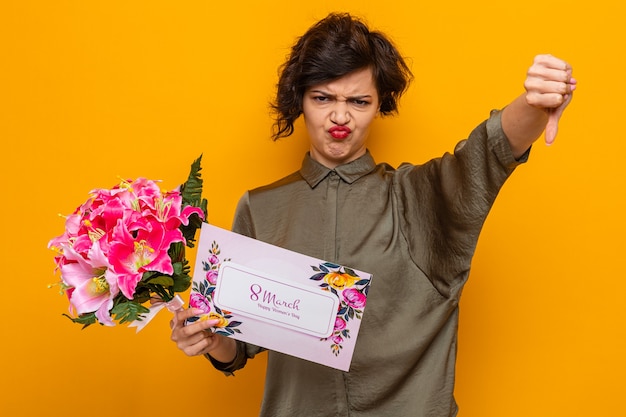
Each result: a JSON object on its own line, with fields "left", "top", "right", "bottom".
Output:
{"left": 128, "top": 294, "right": 185, "bottom": 332}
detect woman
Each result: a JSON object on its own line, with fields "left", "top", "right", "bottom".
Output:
{"left": 171, "top": 12, "right": 575, "bottom": 416}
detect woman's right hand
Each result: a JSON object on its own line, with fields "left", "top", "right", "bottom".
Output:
{"left": 170, "top": 308, "right": 237, "bottom": 363}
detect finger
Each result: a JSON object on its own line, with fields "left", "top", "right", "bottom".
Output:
{"left": 180, "top": 328, "right": 222, "bottom": 357}
{"left": 526, "top": 91, "right": 567, "bottom": 108}
{"left": 173, "top": 307, "right": 205, "bottom": 325}
{"left": 186, "top": 326, "right": 216, "bottom": 346}
{"left": 525, "top": 77, "right": 572, "bottom": 95}
{"left": 545, "top": 110, "right": 559, "bottom": 145}
{"left": 170, "top": 309, "right": 198, "bottom": 329}
{"left": 173, "top": 317, "right": 220, "bottom": 341}
{"left": 532, "top": 54, "right": 572, "bottom": 72}
{"left": 171, "top": 320, "right": 219, "bottom": 353}
{"left": 187, "top": 317, "right": 221, "bottom": 332}
{"left": 525, "top": 76, "right": 576, "bottom": 108}
{"left": 527, "top": 66, "right": 572, "bottom": 85}
{"left": 544, "top": 92, "right": 573, "bottom": 145}
{"left": 179, "top": 333, "right": 213, "bottom": 356}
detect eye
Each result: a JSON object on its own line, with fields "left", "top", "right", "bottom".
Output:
{"left": 350, "top": 98, "right": 370, "bottom": 107}
{"left": 312, "top": 95, "right": 330, "bottom": 103}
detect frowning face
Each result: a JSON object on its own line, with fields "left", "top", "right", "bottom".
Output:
{"left": 302, "top": 67, "right": 380, "bottom": 169}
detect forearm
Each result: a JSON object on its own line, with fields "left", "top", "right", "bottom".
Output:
{"left": 501, "top": 93, "right": 549, "bottom": 159}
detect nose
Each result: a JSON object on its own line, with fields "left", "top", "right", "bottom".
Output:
{"left": 330, "top": 101, "right": 351, "bottom": 125}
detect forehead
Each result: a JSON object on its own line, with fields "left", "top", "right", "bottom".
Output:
{"left": 307, "top": 67, "right": 378, "bottom": 97}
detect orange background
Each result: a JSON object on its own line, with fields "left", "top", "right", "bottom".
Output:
{"left": 1, "top": 1, "right": 624, "bottom": 416}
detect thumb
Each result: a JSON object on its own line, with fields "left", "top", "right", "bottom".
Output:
{"left": 544, "top": 91, "right": 573, "bottom": 146}
{"left": 544, "top": 108, "right": 561, "bottom": 145}
{"left": 545, "top": 74, "right": 576, "bottom": 146}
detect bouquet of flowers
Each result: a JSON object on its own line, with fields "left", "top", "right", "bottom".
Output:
{"left": 48, "top": 156, "right": 207, "bottom": 329}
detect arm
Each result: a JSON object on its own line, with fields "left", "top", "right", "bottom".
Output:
{"left": 501, "top": 54, "right": 577, "bottom": 159}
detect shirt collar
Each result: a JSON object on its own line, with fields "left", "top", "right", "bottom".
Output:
{"left": 300, "top": 151, "right": 377, "bottom": 188}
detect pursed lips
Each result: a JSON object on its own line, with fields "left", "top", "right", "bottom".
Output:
{"left": 328, "top": 126, "right": 352, "bottom": 139}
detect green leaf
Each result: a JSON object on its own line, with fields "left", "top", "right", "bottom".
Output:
{"left": 181, "top": 155, "right": 205, "bottom": 206}
{"left": 63, "top": 313, "right": 99, "bottom": 329}
{"left": 170, "top": 259, "right": 192, "bottom": 293}
{"left": 146, "top": 275, "right": 175, "bottom": 287}
{"left": 344, "top": 267, "right": 358, "bottom": 277}
{"left": 141, "top": 271, "right": 157, "bottom": 281}
{"left": 130, "top": 287, "right": 151, "bottom": 304}
{"left": 168, "top": 242, "right": 185, "bottom": 263}
{"left": 179, "top": 154, "right": 208, "bottom": 248}
{"left": 172, "top": 274, "right": 191, "bottom": 293}
{"left": 111, "top": 301, "right": 150, "bottom": 324}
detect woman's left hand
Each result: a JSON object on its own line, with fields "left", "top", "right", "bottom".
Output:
{"left": 524, "top": 54, "right": 577, "bottom": 144}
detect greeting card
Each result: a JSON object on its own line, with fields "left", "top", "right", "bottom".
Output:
{"left": 188, "top": 223, "right": 372, "bottom": 371}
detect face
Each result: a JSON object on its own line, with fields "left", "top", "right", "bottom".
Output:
{"left": 302, "top": 67, "right": 379, "bottom": 169}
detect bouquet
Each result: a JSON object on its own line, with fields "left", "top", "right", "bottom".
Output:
{"left": 48, "top": 156, "right": 207, "bottom": 329}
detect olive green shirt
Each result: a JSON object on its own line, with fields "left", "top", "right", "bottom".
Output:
{"left": 212, "top": 110, "right": 527, "bottom": 416}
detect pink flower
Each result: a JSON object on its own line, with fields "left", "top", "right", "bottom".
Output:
{"left": 49, "top": 156, "right": 207, "bottom": 328}
{"left": 128, "top": 177, "right": 162, "bottom": 205}
{"left": 108, "top": 219, "right": 183, "bottom": 299}
{"left": 206, "top": 270, "right": 218, "bottom": 285}
{"left": 87, "top": 192, "right": 129, "bottom": 234}
{"left": 334, "top": 317, "right": 347, "bottom": 332}
{"left": 189, "top": 293, "right": 211, "bottom": 314}
{"left": 59, "top": 241, "right": 119, "bottom": 326}
{"left": 342, "top": 288, "right": 367, "bottom": 309}
{"left": 90, "top": 178, "right": 159, "bottom": 219}
{"left": 332, "top": 334, "right": 343, "bottom": 345}
{"left": 136, "top": 186, "right": 204, "bottom": 231}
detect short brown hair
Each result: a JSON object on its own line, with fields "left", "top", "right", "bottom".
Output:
{"left": 271, "top": 13, "right": 413, "bottom": 140}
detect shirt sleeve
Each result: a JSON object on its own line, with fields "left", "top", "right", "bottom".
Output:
{"left": 395, "top": 109, "right": 528, "bottom": 299}
{"left": 206, "top": 340, "right": 264, "bottom": 376}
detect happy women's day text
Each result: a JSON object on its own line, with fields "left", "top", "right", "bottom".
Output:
{"left": 250, "top": 284, "right": 301, "bottom": 320}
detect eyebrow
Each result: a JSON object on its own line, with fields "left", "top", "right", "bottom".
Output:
{"left": 309, "top": 90, "right": 373, "bottom": 100}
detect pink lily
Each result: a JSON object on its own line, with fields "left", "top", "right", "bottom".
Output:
{"left": 59, "top": 241, "right": 119, "bottom": 326}
{"left": 47, "top": 211, "right": 86, "bottom": 256}
{"left": 139, "top": 190, "right": 204, "bottom": 231}
{"left": 108, "top": 218, "right": 184, "bottom": 299}
{"left": 94, "top": 178, "right": 161, "bottom": 214}
{"left": 86, "top": 195, "right": 128, "bottom": 234}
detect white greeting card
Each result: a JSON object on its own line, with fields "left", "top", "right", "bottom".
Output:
{"left": 188, "top": 223, "right": 372, "bottom": 371}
